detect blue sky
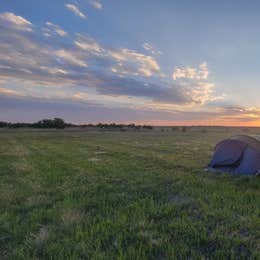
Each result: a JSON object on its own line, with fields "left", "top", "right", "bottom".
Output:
{"left": 0, "top": 0, "right": 260, "bottom": 125}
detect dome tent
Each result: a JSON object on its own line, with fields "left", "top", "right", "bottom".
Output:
{"left": 208, "top": 135, "right": 260, "bottom": 176}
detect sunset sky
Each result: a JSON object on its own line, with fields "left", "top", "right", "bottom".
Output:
{"left": 0, "top": 0, "right": 260, "bottom": 125}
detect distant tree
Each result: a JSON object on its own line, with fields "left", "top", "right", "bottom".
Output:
{"left": 53, "top": 118, "right": 66, "bottom": 129}
{"left": 33, "top": 118, "right": 66, "bottom": 129}
{"left": 9, "top": 123, "right": 30, "bottom": 128}
{"left": 0, "top": 122, "right": 8, "bottom": 128}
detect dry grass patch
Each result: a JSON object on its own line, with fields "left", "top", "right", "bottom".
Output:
{"left": 61, "top": 209, "right": 85, "bottom": 226}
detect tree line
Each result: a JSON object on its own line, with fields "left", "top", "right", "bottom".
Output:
{"left": 0, "top": 118, "right": 153, "bottom": 130}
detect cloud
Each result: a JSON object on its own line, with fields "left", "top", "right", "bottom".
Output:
{"left": 39, "top": 66, "right": 68, "bottom": 75}
{"left": 0, "top": 93, "right": 168, "bottom": 123}
{"left": 170, "top": 62, "right": 223, "bottom": 105}
{"left": 186, "top": 81, "right": 224, "bottom": 105}
{"left": 89, "top": 0, "right": 103, "bottom": 10}
{"left": 54, "top": 49, "right": 87, "bottom": 67}
{"left": 172, "top": 62, "right": 209, "bottom": 80}
{"left": 0, "top": 12, "right": 33, "bottom": 32}
{"left": 0, "top": 16, "right": 225, "bottom": 119}
{"left": 44, "top": 21, "right": 67, "bottom": 37}
{"left": 0, "top": 92, "right": 202, "bottom": 124}
{"left": 84, "top": 73, "right": 188, "bottom": 104}
{"left": 108, "top": 48, "right": 160, "bottom": 77}
{"left": 74, "top": 33, "right": 103, "bottom": 54}
{"left": 0, "top": 28, "right": 216, "bottom": 107}
{"left": 1, "top": 92, "right": 259, "bottom": 126}
{"left": 65, "top": 4, "right": 86, "bottom": 19}
{"left": 142, "top": 42, "right": 162, "bottom": 55}
{"left": 0, "top": 30, "right": 52, "bottom": 70}
{"left": 0, "top": 87, "right": 21, "bottom": 96}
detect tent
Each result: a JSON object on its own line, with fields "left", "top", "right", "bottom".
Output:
{"left": 208, "top": 135, "right": 260, "bottom": 176}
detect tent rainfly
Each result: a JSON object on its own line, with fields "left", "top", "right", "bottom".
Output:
{"left": 208, "top": 135, "right": 260, "bottom": 176}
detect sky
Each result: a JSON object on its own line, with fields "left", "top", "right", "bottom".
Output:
{"left": 0, "top": 0, "right": 260, "bottom": 125}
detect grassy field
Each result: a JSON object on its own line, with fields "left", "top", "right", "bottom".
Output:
{"left": 0, "top": 128, "right": 259, "bottom": 259}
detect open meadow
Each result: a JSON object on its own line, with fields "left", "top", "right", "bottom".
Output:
{"left": 0, "top": 127, "right": 259, "bottom": 259}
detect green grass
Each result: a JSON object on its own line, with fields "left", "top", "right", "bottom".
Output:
{"left": 0, "top": 128, "right": 259, "bottom": 259}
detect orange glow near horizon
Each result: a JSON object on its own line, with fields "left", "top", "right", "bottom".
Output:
{"left": 116, "top": 119, "right": 260, "bottom": 127}
{"left": 77, "top": 119, "right": 260, "bottom": 127}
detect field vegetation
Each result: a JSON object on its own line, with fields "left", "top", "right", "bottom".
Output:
{"left": 0, "top": 127, "right": 259, "bottom": 259}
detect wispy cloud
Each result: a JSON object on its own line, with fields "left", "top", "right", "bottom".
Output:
{"left": 44, "top": 21, "right": 67, "bottom": 37}
{"left": 54, "top": 49, "right": 88, "bottom": 68}
{"left": 65, "top": 3, "right": 86, "bottom": 19}
{"left": 89, "top": 0, "right": 103, "bottom": 10}
{"left": 0, "top": 12, "right": 33, "bottom": 32}
{"left": 0, "top": 87, "right": 21, "bottom": 96}
{"left": 142, "top": 42, "right": 162, "bottom": 55}
{"left": 74, "top": 33, "right": 103, "bottom": 54}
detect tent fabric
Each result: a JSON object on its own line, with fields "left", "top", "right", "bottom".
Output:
{"left": 229, "top": 135, "right": 260, "bottom": 153}
{"left": 208, "top": 135, "right": 260, "bottom": 176}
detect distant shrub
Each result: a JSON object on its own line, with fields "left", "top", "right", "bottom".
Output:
{"left": 143, "top": 125, "right": 153, "bottom": 130}
{"left": 171, "top": 126, "right": 179, "bottom": 131}
{"left": 181, "top": 126, "right": 187, "bottom": 132}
